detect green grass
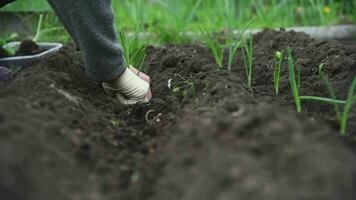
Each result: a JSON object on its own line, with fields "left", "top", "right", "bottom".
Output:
{"left": 1, "top": 0, "right": 356, "bottom": 43}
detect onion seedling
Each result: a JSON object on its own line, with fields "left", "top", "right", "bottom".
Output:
{"left": 119, "top": 27, "right": 147, "bottom": 71}
{"left": 200, "top": 27, "right": 224, "bottom": 69}
{"left": 32, "top": 14, "right": 63, "bottom": 42}
{"left": 242, "top": 35, "right": 253, "bottom": 89}
{"left": 227, "top": 18, "right": 254, "bottom": 71}
{"left": 169, "top": 73, "right": 199, "bottom": 99}
{"left": 273, "top": 50, "right": 284, "bottom": 94}
{"left": 287, "top": 48, "right": 302, "bottom": 112}
{"left": 318, "top": 63, "right": 342, "bottom": 122}
{"left": 340, "top": 77, "right": 356, "bottom": 135}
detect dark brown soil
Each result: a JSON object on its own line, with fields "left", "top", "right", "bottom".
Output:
{"left": 0, "top": 30, "right": 355, "bottom": 200}
{"left": 15, "top": 39, "right": 41, "bottom": 56}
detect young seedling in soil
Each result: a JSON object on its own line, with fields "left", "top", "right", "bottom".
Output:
{"left": 287, "top": 48, "right": 302, "bottom": 112}
{"left": 168, "top": 73, "right": 199, "bottom": 99}
{"left": 227, "top": 19, "right": 254, "bottom": 71}
{"left": 298, "top": 64, "right": 347, "bottom": 106}
{"left": 119, "top": 27, "right": 147, "bottom": 71}
{"left": 200, "top": 27, "right": 224, "bottom": 69}
{"left": 317, "top": 63, "right": 342, "bottom": 122}
{"left": 273, "top": 50, "right": 284, "bottom": 94}
{"left": 340, "top": 77, "right": 356, "bottom": 135}
{"left": 242, "top": 35, "right": 253, "bottom": 89}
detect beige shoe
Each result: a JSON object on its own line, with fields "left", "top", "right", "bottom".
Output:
{"left": 102, "top": 68, "right": 151, "bottom": 105}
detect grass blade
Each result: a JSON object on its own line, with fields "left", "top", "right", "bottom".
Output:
{"left": 228, "top": 18, "right": 255, "bottom": 71}
{"left": 287, "top": 48, "right": 302, "bottom": 112}
{"left": 299, "top": 96, "right": 346, "bottom": 105}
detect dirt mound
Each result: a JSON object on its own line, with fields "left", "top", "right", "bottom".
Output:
{"left": 0, "top": 30, "right": 355, "bottom": 200}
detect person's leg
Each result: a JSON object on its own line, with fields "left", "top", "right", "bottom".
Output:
{"left": 47, "top": 0, "right": 126, "bottom": 82}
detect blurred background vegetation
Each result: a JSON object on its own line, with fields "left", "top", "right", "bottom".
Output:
{"left": 1, "top": 0, "right": 355, "bottom": 43}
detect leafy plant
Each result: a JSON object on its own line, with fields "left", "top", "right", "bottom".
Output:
{"left": 273, "top": 50, "right": 284, "bottom": 94}
{"left": 242, "top": 35, "right": 254, "bottom": 89}
{"left": 200, "top": 27, "right": 224, "bottom": 69}
{"left": 0, "top": 33, "right": 18, "bottom": 56}
{"left": 287, "top": 48, "right": 302, "bottom": 112}
{"left": 227, "top": 18, "right": 254, "bottom": 71}
{"left": 119, "top": 27, "right": 147, "bottom": 71}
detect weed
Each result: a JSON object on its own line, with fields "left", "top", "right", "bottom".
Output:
{"left": 273, "top": 50, "right": 284, "bottom": 94}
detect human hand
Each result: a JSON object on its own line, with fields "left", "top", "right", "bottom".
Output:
{"left": 102, "top": 67, "right": 152, "bottom": 105}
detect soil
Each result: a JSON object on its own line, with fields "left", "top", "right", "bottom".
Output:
{"left": 15, "top": 39, "right": 41, "bottom": 56}
{"left": 0, "top": 29, "right": 355, "bottom": 200}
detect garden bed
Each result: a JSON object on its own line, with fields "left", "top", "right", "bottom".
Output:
{"left": 0, "top": 29, "right": 355, "bottom": 200}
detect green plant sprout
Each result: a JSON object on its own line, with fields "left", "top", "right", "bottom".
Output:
{"left": 169, "top": 73, "right": 199, "bottom": 99}
{"left": 200, "top": 27, "right": 224, "bottom": 69}
{"left": 287, "top": 48, "right": 302, "bottom": 112}
{"left": 318, "top": 63, "right": 342, "bottom": 122}
{"left": 242, "top": 34, "right": 253, "bottom": 89}
{"left": 340, "top": 77, "right": 356, "bottom": 135}
{"left": 33, "top": 14, "right": 63, "bottom": 42}
{"left": 119, "top": 27, "right": 147, "bottom": 71}
{"left": 273, "top": 50, "right": 284, "bottom": 94}
{"left": 227, "top": 18, "right": 254, "bottom": 71}
{"left": 299, "top": 63, "right": 347, "bottom": 105}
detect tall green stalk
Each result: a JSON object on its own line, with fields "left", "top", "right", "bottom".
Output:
{"left": 228, "top": 18, "right": 254, "bottom": 71}
{"left": 119, "top": 27, "right": 147, "bottom": 70}
{"left": 200, "top": 27, "right": 224, "bottom": 69}
{"left": 318, "top": 63, "right": 342, "bottom": 122}
{"left": 273, "top": 50, "right": 284, "bottom": 94}
{"left": 287, "top": 48, "right": 302, "bottom": 112}
{"left": 340, "top": 77, "right": 356, "bottom": 135}
{"left": 242, "top": 35, "right": 254, "bottom": 89}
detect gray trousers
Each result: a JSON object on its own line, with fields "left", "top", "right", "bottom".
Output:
{"left": 47, "top": 0, "right": 126, "bottom": 82}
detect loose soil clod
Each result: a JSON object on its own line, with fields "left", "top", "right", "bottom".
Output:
{"left": 16, "top": 39, "right": 41, "bottom": 56}
{"left": 0, "top": 30, "right": 355, "bottom": 200}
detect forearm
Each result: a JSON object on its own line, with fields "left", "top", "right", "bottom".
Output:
{"left": 47, "top": 0, "right": 126, "bottom": 81}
